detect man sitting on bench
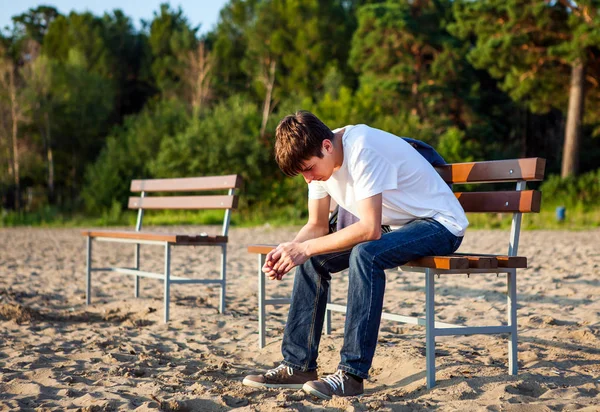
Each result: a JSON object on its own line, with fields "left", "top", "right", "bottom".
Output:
{"left": 243, "top": 111, "right": 469, "bottom": 399}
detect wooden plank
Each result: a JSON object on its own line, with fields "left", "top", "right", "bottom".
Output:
{"left": 130, "top": 174, "right": 241, "bottom": 192}
{"left": 456, "top": 190, "right": 541, "bottom": 213}
{"left": 248, "top": 244, "right": 276, "bottom": 254}
{"left": 405, "top": 256, "right": 469, "bottom": 270}
{"left": 173, "top": 234, "right": 228, "bottom": 245}
{"left": 453, "top": 253, "right": 527, "bottom": 268}
{"left": 247, "top": 244, "right": 469, "bottom": 270}
{"left": 81, "top": 230, "right": 227, "bottom": 244}
{"left": 82, "top": 230, "right": 178, "bottom": 242}
{"left": 451, "top": 254, "right": 498, "bottom": 269}
{"left": 128, "top": 195, "right": 237, "bottom": 210}
{"left": 436, "top": 158, "right": 545, "bottom": 184}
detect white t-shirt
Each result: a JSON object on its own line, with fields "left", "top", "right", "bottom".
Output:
{"left": 308, "top": 124, "right": 469, "bottom": 237}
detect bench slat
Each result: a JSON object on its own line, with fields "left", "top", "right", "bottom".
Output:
{"left": 453, "top": 253, "right": 527, "bottom": 268}
{"left": 406, "top": 256, "right": 469, "bottom": 270}
{"left": 247, "top": 244, "right": 278, "bottom": 255}
{"left": 455, "top": 255, "right": 499, "bottom": 269}
{"left": 82, "top": 230, "right": 227, "bottom": 244}
{"left": 436, "top": 158, "right": 545, "bottom": 184}
{"left": 128, "top": 195, "right": 238, "bottom": 210}
{"left": 130, "top": 175, "right": 241, "bottom": 192}
{"left": 456, "top": 190, "right": 541, "bottom": 213}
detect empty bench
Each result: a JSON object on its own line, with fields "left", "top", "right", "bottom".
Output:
{"left": 83, "top": 174, "right": 241, "bottom": 322}
{"left": 248, "top": 158, "right": 545, "bottom": 388}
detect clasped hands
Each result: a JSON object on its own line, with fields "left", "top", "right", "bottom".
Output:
{"left": 263, "top": 241, "right": 309, "bottom": 280}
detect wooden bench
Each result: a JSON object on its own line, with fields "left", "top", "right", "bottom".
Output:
{"left": 247, "top": 158, "right": 545, "bottom": 389}
{"left": 82, "top": 174, "right": 241, "bottom": 322}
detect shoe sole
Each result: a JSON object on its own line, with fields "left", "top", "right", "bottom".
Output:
{"left": 302, "top": 383, "right": 365, "bottom": 400}
{"left": 302, "top": 383, "right": 332, "bottom": 400}
{"left": 242, "top": 378, "right": 304, "bottom": 389}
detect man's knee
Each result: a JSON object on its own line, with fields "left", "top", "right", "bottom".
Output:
{"left": 297, "top": 256, "right": 329, "bottom": 278}
{"left": 350, "top": 241, "right": 377, "bottom": 264}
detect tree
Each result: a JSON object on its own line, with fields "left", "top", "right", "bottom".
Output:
{"left": 178, "top": 41, "right": 213, "bottom": 115}
{"left": 10, "top": 6, "right": 60, "bottom": 44}
{"left": 42, "top": 12, "right": 118, "bottom": 198}
{"left": 350, "top": 0, "right": 475, "bottom": 130}
{"left": 19, "top": 40, "right": 55, "bottom": 200}
{"left": 145, "top": 3, "right": 198, "bottom": 98}
{"left": 0, "top": 46, "right": 27, "bottom": 209}
{"left": 451, "top": 0, "right": 600, "bottom": 177}
{"left": 102, "top": 10, "right": 154, "bottom": 119}
{"left": 210, "top": 0, "right": 258, "bottom": 98}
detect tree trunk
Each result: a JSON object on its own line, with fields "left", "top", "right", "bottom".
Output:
{"left": 561, "top": 61, "right": 585, "bottom": 178}
{"left": 45, "top": 111, "right": 55, "bottom": 202}
{"left": 8, "top": 69, "right": 20, "bottom": 209}
{"left": 260, "top": 60, "right": 276, "bottom": 138}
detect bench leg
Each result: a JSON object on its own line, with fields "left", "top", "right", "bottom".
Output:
{"left": 86, "top": 236, "right": 92, "bottom": 305}
{"left": 164, "top": 243, "right": 171, "bottom": 323}
{"left": 507, "top": 269, "right": 518, "bottom": 375}
{"left": 425, "top": 268, "right": 436, "bottom": 389}
{"left": 325, "top": 287, "right": 332, "bottom": 335}
{"left": 219, "top": 244, "right": 226, "bottom": 314}
{"left": 134, "top": 243, "right": 140, "bottom": 298}
{"left": 258, "top": 254, "right": 266, "bottom": 349}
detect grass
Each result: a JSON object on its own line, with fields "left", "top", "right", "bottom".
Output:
{"left": 2, "top": 205, "right": 599, "bottom": 230}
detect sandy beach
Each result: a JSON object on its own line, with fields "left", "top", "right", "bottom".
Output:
{"left": 0, "top": 226, "right": 598, "bottom": 411}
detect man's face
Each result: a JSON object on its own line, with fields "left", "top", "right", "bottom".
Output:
{"left": 299, "top": 140, "right": 335, "bottom": 184}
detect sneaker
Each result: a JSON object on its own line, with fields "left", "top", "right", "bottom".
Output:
{"left": 242, "top": 364, "right": 318, "bottom": 389}
{"left": 302, "top": 369, "right": 364, "bottom": 400}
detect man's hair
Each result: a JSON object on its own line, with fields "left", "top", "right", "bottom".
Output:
{"left": 275, "top": 111, "right": 334, "bottom": 177}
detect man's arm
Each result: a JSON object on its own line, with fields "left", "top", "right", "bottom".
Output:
{"left": 268, "top": 193, "right": 383, "bottom": 277}
{"left": 292, "top": 196, "right": 332, "bottom": 243}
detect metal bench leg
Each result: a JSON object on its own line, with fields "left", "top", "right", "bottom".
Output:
{"left": 325, "top": 287, "right": 332, "bottom": 335}
{"left": 507, "top": 269, "right": 518, "bottom": 375}
{"left": 134, "top": 243, "right": 140, "bottom": 298}
{"left": 86, "top": 236, "right": 92, "bottom": 305}
{"left": 258, "top": 254, "right": 266, "bottom": 349}
{"left": 164, "top": 243, "right": 171, "bottom": 323}
{"left": 425, "top": 268, "right": 436, "bottom": 389}
{"left": 219, "top": 244, "right": 226, "bottom": 314}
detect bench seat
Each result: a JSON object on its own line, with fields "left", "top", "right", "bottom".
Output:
{"left": 81, "top": 230, "right": 227, "bottom": 245}
{"left": 247, "top": 245, "right": 526, "bottom": 270}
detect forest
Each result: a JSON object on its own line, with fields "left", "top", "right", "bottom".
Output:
{"left": 1, "top": 0, "right": 599, "bottom": 227}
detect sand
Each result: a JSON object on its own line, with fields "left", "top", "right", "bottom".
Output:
{"left": 0, "top": 226, "right": 598, "bottom": 411}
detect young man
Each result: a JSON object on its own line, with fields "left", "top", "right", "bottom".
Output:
{"left": 243, "top": 111, "right": 468, "bottom": 399}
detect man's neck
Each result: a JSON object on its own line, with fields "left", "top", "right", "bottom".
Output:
{"left": 332, "top": 129, "right": 345, "bottom": 171}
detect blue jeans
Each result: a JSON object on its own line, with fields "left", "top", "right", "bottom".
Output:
{"left": 281, "top": 218, "right": 463, "bottom": 379}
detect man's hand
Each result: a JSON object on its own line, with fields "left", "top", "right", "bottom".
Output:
{"left": 262, "top": 241, "right": 310, "bottom": 281}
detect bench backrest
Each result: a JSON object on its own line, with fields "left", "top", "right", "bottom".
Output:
{"left": 128, "top": 174, "right": 242, "bottom": 236}
{"left": 436, "top": 158, "right": 546, "bottom": 256}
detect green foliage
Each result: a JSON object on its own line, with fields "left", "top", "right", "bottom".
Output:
{"left": 81, "top": 98, "right": 189, "bottom": 213}
{"left": 539, "top": 170, "right": 600, "bottom": 209}
{"left": 146, "top": 3, "right": 198, "bottom": 97}
{"left": 212, "top": 0, "right": 356, "bottom": 103}
{"left": 151, "top": 96, "right": 270, "bottom": 201}
{"left": 350, "top": 1, "right": 475, "bottom": 131}
{"left": 437, "top": 127, "right": 481, "bottom": 164}
{"left": 450, "top": 0, "right": 600, "bottom": 116}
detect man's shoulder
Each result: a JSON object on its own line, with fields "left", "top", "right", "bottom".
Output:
{"left": 344, "top": 124, "right": 407, "bottom": 153}
{"left": 343, "top": 124, "right": 373, "bottom": 147}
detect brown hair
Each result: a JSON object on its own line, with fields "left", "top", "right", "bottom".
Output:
{"left": 274, "top": 111, "right": 333, "bottom": 177}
